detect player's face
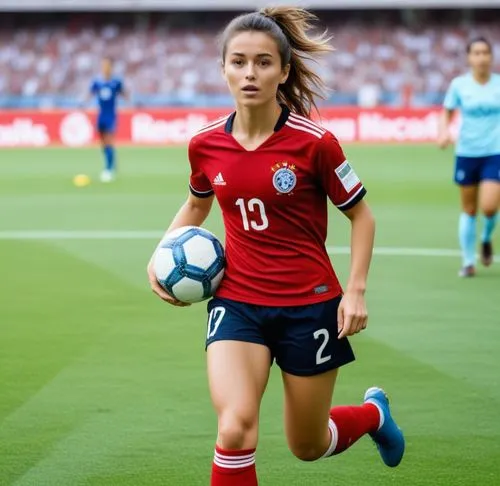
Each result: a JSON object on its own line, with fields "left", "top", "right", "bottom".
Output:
{"left": 101, "top": 59, "right": 112, "bottom": 78}
{"left": 468, "top": 42, "right": 492, "bottom": 74}
{"left": 223, "top": 31, "right": 290, "bottom": 107}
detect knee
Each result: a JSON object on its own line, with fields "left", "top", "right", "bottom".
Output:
{"left": 218, "top": 412, "right": 258, "bottom": 450}
{"left": 463, "top": 207, "right": 477, "bottom": 217}
{"left": 482, "top": 208, "right": 497, "bottom": 218}
{"left": 289, "top": 442, "right": 325, "bottom": 462}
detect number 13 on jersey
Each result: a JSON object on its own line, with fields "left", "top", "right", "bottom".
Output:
{"left": 235, "top": 198, "right": 269, "bottom": 231}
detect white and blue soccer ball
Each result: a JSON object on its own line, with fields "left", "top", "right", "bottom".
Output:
{"left": 153, "top": 226, "right": 225, "bottom": 304}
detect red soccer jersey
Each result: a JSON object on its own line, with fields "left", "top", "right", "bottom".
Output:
{"left": 188, "top": 106, "right": 366, "bottom": 306}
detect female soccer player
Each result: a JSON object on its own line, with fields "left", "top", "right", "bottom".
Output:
{"left": 438, "top": 37, "right": 500, "bottom": 277}
{"left": 89, "top": 57, "right": 127, "bottom": 183}
{"left": 148, "top": 7, "right": 404, "bottom": 485}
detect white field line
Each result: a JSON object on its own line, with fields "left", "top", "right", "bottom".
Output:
{"left": 0, "top": 230, "right": 162, "bottom": 240}
{"left": 0, "top": 230, "right": 478, "bottom": 259}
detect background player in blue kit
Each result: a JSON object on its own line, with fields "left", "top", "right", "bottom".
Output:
{"left": 89, "top": 57, "right": 128, "bottom": 183}
{"left": 438, "top": 37, "right": 500, "bottom": 277}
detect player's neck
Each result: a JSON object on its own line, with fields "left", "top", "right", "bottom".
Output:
{"left": 232, "top": 102, "right": 282, "bottom": 140}
{"left": 472, "top": 70, "right": 491, "bottom": 85}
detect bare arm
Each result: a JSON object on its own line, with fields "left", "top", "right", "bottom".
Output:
{"left": 80, "top": 90, "right": 92, "bottom": 107}
{"left": 120, "top": 87, "right": 132, "bottom": 104}
{"left": 147, "top": 192, "right": 215, "bottom": 305}
{"left": 337, "top": 200, "right": 375, "bottom": 338}
{"left": 437, "top": 109, "right": 455, "bottom": 149}
{"left": 344, "top": 199, "right": 375, "bottom": 293}
{"left": 165, "top": 192, "right": 214, "bottom": 234}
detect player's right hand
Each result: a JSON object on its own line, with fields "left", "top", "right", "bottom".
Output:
{"left": 147, "top": 259, "right": 191, "bottom": 307}
{"left": 437, "top": 131, "right": 452, "bottom": 149}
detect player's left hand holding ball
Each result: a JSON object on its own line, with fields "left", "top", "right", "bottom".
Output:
{"left": 147, "top": 257, "right": 191, "bottom": 307}
{"left": 337, "top": 290, "right": 368, "bottom": 338}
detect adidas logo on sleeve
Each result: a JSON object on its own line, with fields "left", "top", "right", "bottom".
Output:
{"left": 213, "top": 172, "right": 226, "bottom": 186}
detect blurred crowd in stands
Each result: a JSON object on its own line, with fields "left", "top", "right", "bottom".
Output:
{"left": 1, "top": 9, "right": 499, "bottom": 107}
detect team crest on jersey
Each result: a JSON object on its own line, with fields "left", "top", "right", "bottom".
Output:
{"left": 99, "top": 87, "right": 112, "bottom": 100}
{"left": 271, "top": 161, "right": 297, "bottom": 195}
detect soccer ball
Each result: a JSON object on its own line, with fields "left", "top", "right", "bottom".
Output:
{"left": 153, "top": 226, "right": 225, "bottom": 304}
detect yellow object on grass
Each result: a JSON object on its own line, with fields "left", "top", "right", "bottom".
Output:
{"left": 73, "top": 174, "right": 91, "bottom": 187}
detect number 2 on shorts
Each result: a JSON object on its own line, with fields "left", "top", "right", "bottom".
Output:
{"left": 314, "top": 328, "right": 332, "bottom": 365}
{"left": 207, "top": 306, "right": 226, "bottom": 339}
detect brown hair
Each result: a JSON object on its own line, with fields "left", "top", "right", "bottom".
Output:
{"left": 220, "top": 7, "right": 333, "bottom": 118}
{"left": 466, "top": 36, "right": 492, "bottom": 54}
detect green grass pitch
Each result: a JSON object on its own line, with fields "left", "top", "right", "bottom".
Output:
{"left": 0, "top": 144, "right": 499, "bottom": 485}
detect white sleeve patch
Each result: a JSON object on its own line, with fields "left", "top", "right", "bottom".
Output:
{"left": 335, "top": 160, "right": 360, "bottom": 192}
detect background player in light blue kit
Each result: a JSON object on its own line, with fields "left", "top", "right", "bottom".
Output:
{"left": 439, "top": 37, "right": 500, "bottom": 277}
{"left": 89, "top": 57, "right": 128, "bottom": 183}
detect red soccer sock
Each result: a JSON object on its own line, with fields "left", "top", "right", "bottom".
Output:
{"left": 211, "top": 445, "right": 258, "bottom": 486}
{"left": 323, "top": 404, "right": 381, "bottom": 456}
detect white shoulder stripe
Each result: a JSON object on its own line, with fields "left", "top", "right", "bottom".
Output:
{"left": 336, "top": 186, "right": 365, "bottom": 209}
{"left": 288, "top": 116, "right": 325, "bottom": 137}
{"left": 195, "top": 116, "right": 229, "bottom": 135}
{"left": 291, "top": 121, "right": 325, "bottom": 138}
{"left": 196, "top": 116, "right": 229, "bottom": 133}
{"left": 285, "top": 120, "right": 323, "bottom": 139}
{"left": 289, "top": 112, "right": 324, "bottom": 127}
{"left": 201, "top": 114, "right": 230, "bottom": 130}
{"left": 289, "top": 113, "right": 326, "bottom": 134}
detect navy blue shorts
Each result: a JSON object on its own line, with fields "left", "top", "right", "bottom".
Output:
{"left": 206, "top": 296, "right": 355, "bottom": 377}
{"left": 454, "top": 154, "right": 500, "bottom": 185}
{"left": 97, "top": 118, "right": 116, "bottom": 134}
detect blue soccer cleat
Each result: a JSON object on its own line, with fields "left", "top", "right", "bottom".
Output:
{"left": 364, "top": 387, "right": 405, "bottom": 467}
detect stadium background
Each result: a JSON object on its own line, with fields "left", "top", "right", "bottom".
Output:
{"left": 1, "top": 1, "right": 499, "bottom": 485}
